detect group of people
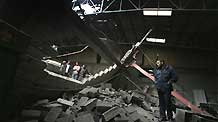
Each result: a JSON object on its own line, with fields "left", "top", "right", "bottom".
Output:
{"left": 59, "top": 61, "right": 89, "bottom": 81}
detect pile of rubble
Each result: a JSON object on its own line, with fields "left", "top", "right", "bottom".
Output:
{"left": 19, "top": 83, "right": 160, "bottom": 122}
{"left": 18, "top": 83, "right": 218, "bottom": 122}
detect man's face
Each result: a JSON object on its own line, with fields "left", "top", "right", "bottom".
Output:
{"left": 156, "top": 60, "right": 162, "bottom": 68}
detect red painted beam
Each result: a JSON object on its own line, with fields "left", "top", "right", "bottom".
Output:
{"left": 131, "top": 63, "right": 204, "bottom": 114}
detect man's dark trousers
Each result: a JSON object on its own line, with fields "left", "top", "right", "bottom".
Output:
{"left": 157, "top": 87, "right": 173, "bottom": 120}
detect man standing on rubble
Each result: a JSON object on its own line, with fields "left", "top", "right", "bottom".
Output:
{"left": 153, "top": 59, "right": 178, "bottom": 122}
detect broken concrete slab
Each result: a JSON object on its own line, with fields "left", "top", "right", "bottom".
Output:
{"left": 124, "top": 105, "right": 137, "bottom": 114}
{"left": 131, "top": 91, "right": 145, "bottom": 105}
{"left": 96, "top": 100, "right": 113, "bottom": 113}
{"left": 102, "top": 106, "right": 121, "bottom": 121}
{"left": 79, "top": 86, "right": 99, "bottom": 98}
{"left": 81, "top": 98, "right": 97, "bottom": 111}
{"left": 77, "top": 97, "right": 89, "bottom": 106}
{"left": 114, "top": 116, "right": 129, "bottom": 122}
{"left": 57, "top": 98, "right": 74, "bottom": 106}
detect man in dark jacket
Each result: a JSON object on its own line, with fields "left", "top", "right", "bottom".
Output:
{"left": 153, "top": 59, "right": 178, "bottom": 122}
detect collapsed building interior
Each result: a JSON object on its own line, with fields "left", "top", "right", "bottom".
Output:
{"left": 0, "top": 0, "right": 218, "bottom": 122}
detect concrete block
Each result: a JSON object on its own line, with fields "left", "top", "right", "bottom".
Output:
{"left": 131, "top": 92, "right": 145, "bottom": 105}
{"left": 44, "top": 107, "right": 62, "bottom": 122}
{"left": 135, "top": 106, "right": 154, "bottom": 121}
{"left": 77, "top": 97, "right": 89, "bottom": 106}
{"left": 120, "top": 90, "right": 132, "bottom": 104}
{"left": 57, "top": 98, "right": 74, "bottom": 106}
{"left": 102, "top": 106, "right": 121, "bottom": 121}
{"left": 114, "top": 116, "right": 129, "bottom": 122}
{"left": 129, "top": 111, "right": 149, "bottom": 122}
{"left": 96, "top": 100, "right": 113, "bottom": 113}
{"left": 79, "top": 87, "right": 99, "bottom": 97}
{"left": 129, "top": 111, "right": 140, "bottom": 122}
{"left": 115, "top": 97, "right": 125, "bottom": 105}
{"left": 75, "top": 113, "right": 95, "bottom": 122}
{"left": 87, "top": 87, "right": 99, "bottom": 98}
{"left": 81, "top": 98, "right": 97, "bottom": 111}
{"left": 142, "top": 101, "right": 152, "bottom": 111}
{"left": 124, "top": 105, "right": 137, "bottom": 114}
{"left": 21, "top": 110, "right": 41, "bottom": 117}
{"left": 146, "top": 95, "right": 159, "bottom": 106}
{"left": 79, "top": 87, "right": 92, "bottom": 95}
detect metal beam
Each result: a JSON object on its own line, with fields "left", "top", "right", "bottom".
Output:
{"left": 72, "top": 0, "right": 218, "bottom": 15}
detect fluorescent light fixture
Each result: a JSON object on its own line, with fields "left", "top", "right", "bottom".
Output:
{"left": 143, "top": 8, "right": 172, "bottom": 16}
{"left": 146, "top": 38, "right": 166, "bottom": 43}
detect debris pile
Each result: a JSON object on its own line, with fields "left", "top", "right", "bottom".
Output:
{"left": 18, "top": 84, "right": 218, "bottom": 122}
{"left": 19, "top": 84, "right": 159, "bottom": 122}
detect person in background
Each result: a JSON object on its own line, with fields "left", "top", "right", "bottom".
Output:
{"left": 65, "top": 61, "right": 71, "bottom": 76}
{"left": 153, "top": 59, "right": 178, "bottom": 122}
{"left": 60, "top": 60, "right": 66, "bottom": 75}
{"left": 78, "top": 65, "right": 89, "bottom": 81}
{"left": 72, "top": 62, "right": 80, "bottom": 80}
